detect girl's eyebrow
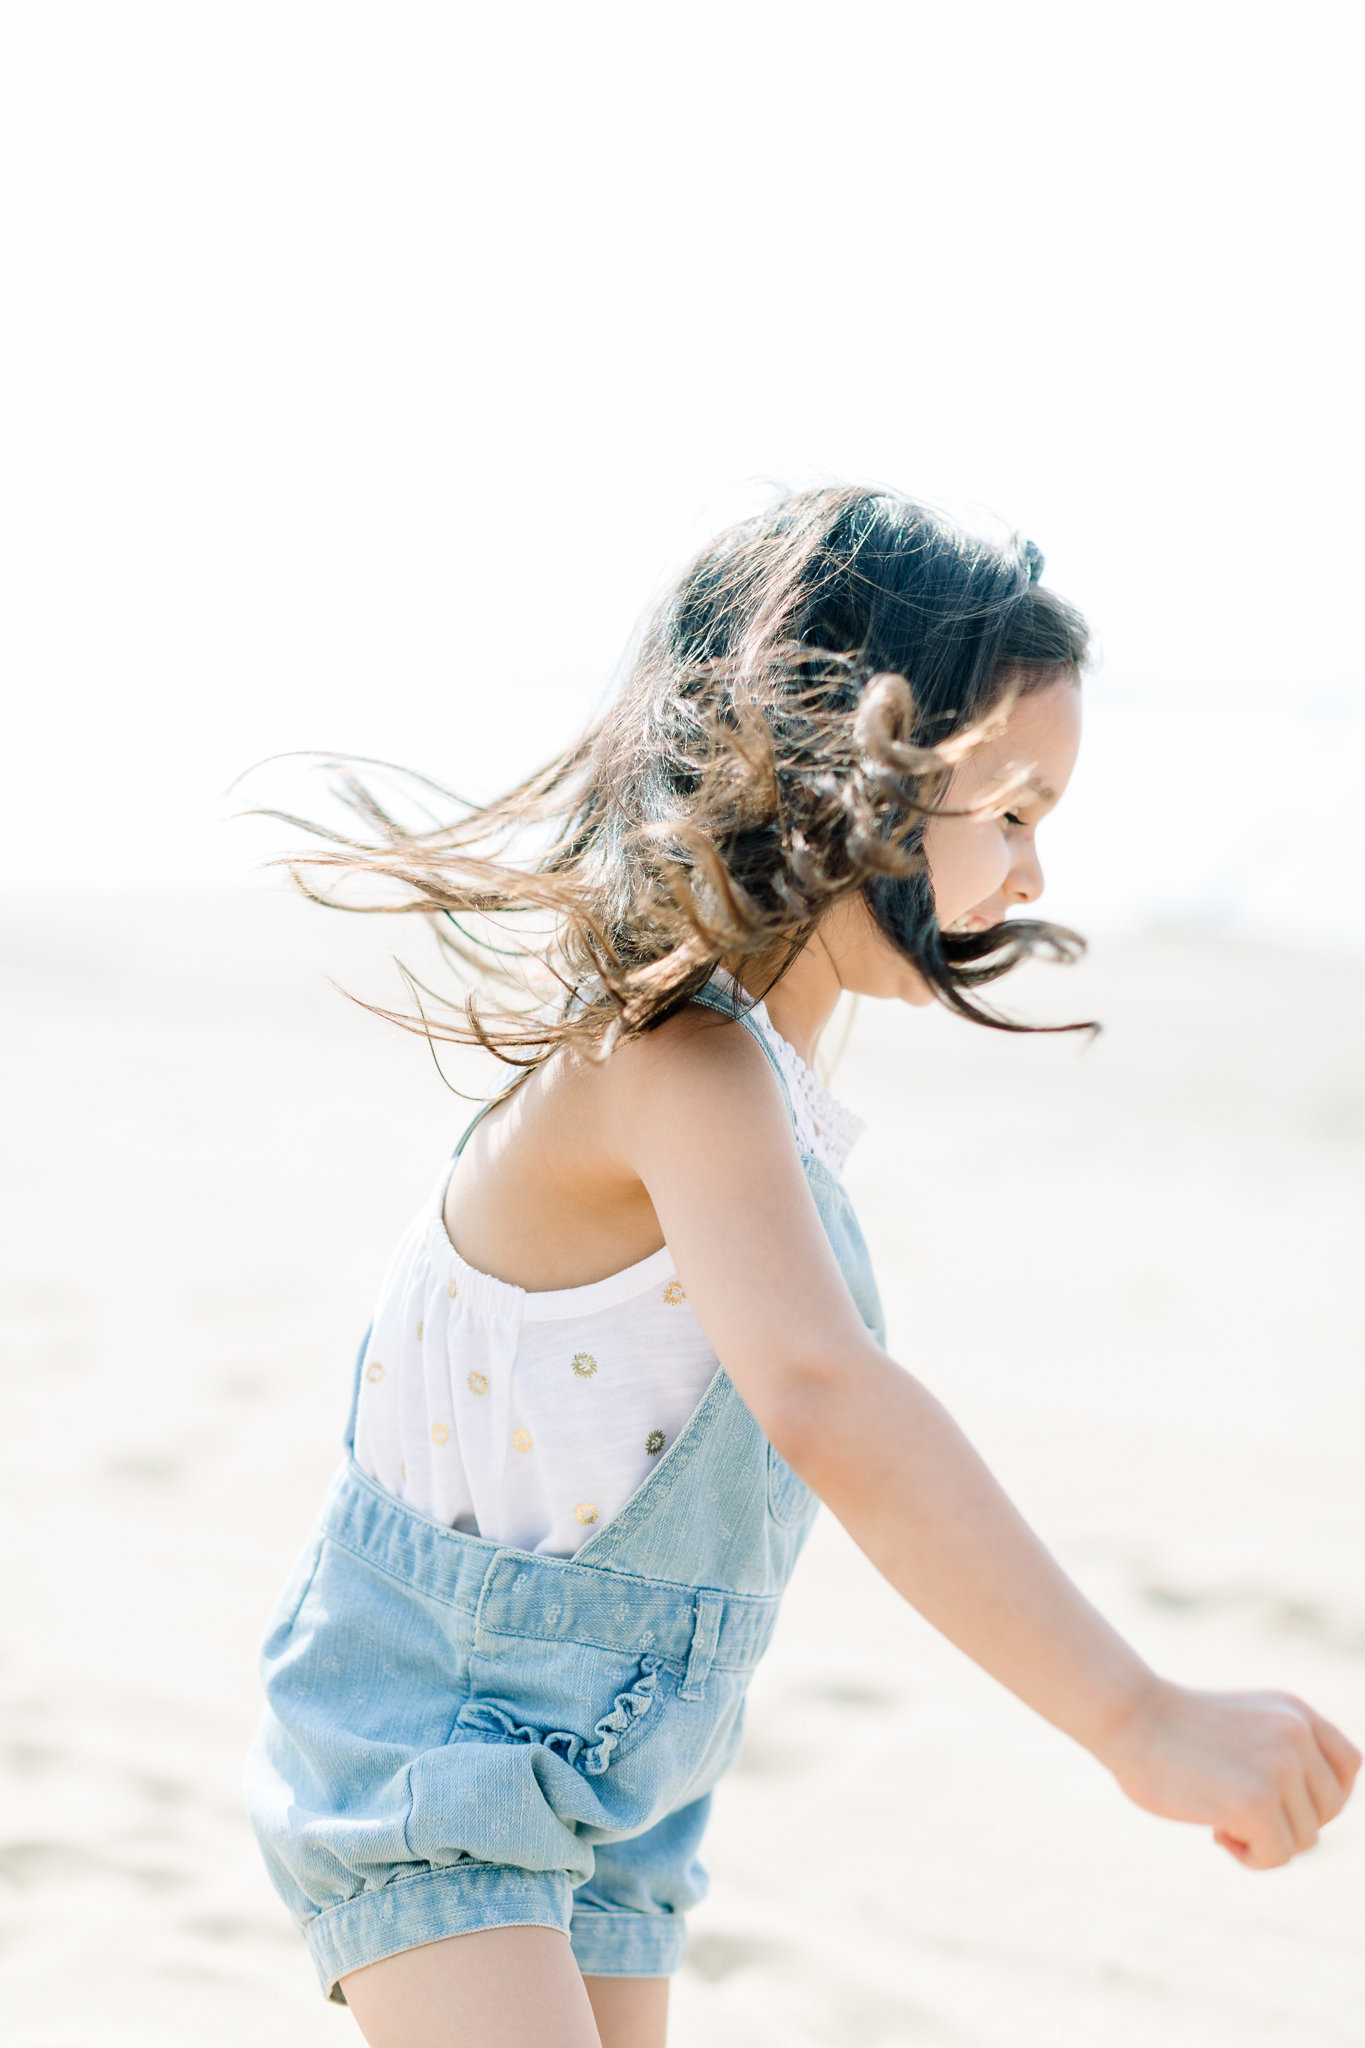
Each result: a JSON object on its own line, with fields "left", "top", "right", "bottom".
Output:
{"left": 1025, "top": 778, "right": 1057, "bottom": 804}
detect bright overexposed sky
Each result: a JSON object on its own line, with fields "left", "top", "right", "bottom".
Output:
{"left": 2, "top": 1, "right": 1362, "bottom": 947}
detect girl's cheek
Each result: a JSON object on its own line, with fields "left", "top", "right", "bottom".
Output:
{"left": 926, "top": 820, "right": 1007, "bottom": 927}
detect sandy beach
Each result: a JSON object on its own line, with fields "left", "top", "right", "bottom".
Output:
{"left": 1, "top": 887, "right": 1361, "bottom": 2047}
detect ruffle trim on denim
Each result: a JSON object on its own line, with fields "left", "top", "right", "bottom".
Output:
{"left": 455, "top": 1655, "right": 662, "bottom": 1777}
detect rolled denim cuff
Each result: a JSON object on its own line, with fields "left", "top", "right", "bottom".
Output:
{"left": 308, "top": 1864, "right": 572, "bottom": 2003}
{"left": 569, "top": 1904, "right": 688, "bottom": 1977}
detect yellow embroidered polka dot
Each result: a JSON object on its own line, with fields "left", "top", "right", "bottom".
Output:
{"left": 447, "top": 1278, "right": 459, "bottom": 1299}
{"left": 571, "top": 1352, "right": 598, "bottom": 1379}
{"left": 662, "top": 1280, "right": 686, "bottom": 1306}
{"left": 646, "top": 1429, "right": 665, "bottom": 1455}
{"left": 575, "top": 1503, "right": 598, "bottom": 1525}
{"left": 365, "top": 1360, "right": 385, "bottom": 1383}
{"left": 416, "top": 1320, "right": 424, "bottom": 1342}
{"left": 513, "top": 1429, "right": 532, "bottom": 1452}
{"left": 467, "top": 1371, "right": 489, "bottom": 1396}
{"left": 430, "top": 1422, "right": 450, "bottom": 1446}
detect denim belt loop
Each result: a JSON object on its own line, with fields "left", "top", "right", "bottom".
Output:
{"left": 680, "top": 1592, "right": 724, "bottom": 1701}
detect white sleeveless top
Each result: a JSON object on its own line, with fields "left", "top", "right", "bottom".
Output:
{"left": 353, "top": 987, "right": 864, "bottom": 1557}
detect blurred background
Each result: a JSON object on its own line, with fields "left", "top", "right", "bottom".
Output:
{"left": 1, "top": 3, "right": 1362, "bottom": 2044}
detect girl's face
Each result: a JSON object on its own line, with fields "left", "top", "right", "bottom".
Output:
{"left": 924, "top": 673, "right": 1082, "bottom": 938}
{"left": 819, "top": 675, "right": 1082, "bottom": 1006}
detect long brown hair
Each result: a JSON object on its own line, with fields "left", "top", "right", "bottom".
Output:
{"left": 270, "top": 486, "right": 1091, "bottom": 1065}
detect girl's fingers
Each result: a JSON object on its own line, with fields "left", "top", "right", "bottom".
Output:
{"left": 1224, "top": 1801, "right": 1296, "bottom": 1870}
{"left": 1304, "top": 1707, "right": 1363, "bottom": 1796}
{"left": 1208, "top": 1698, "right": 1359, "bottom": 1867}
{"left": 1302, "top": 1739, "right": 1348, "bottom": 1827}
{"left": 1249, "top": 1806, "right": 1298, "bottom": 1869}
{"left": 1281, "top": 1777, "right": 1322, "bottom": 1856}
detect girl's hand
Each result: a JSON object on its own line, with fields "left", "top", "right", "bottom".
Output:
{"left": 1098, "top": 1679, "right": 1362, "bottom": 1868}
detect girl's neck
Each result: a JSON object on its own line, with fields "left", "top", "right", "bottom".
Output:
{"left": 736, "top": 937, "right": 844, "bottom": 1068}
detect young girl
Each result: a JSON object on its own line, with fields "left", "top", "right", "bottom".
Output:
{"left": 245, "top": 487, "right": 1359, "bottom": 2048}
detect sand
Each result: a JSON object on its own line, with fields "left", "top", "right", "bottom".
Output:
{"left": 1, "top": 888, "right": 1361, "bottom": 2047}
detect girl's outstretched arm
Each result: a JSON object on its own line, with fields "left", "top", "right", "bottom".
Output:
{"left": 608, "top": 1014, "right": 1361, "bottom": 1870}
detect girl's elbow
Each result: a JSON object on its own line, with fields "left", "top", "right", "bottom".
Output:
{"left": 759, "top": 1346, "right": 879, "bottom": 1473}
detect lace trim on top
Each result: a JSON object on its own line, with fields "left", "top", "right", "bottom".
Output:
{"left": 705, "top": 974, "right": 865, "bottom": 1176}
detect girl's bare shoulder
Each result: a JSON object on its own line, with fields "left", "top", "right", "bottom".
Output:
{"left": 446, "top": 999, "right": 791, "bottom": 1292}
{"left": 580, "top": 1000, "right": 794, "bottom": 1173}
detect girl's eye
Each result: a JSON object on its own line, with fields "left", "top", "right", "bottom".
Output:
{"left": 1003, "top": 811, "right": 1025, "bottom": 827}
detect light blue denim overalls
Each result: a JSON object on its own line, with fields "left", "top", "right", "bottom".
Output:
{"left": 245, "top": 985, "right": 885, "bottom": 2000}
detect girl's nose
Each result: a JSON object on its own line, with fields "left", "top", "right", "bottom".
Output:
{"left": 1008, "top": 842, "right": 1044, "bottom": 906}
